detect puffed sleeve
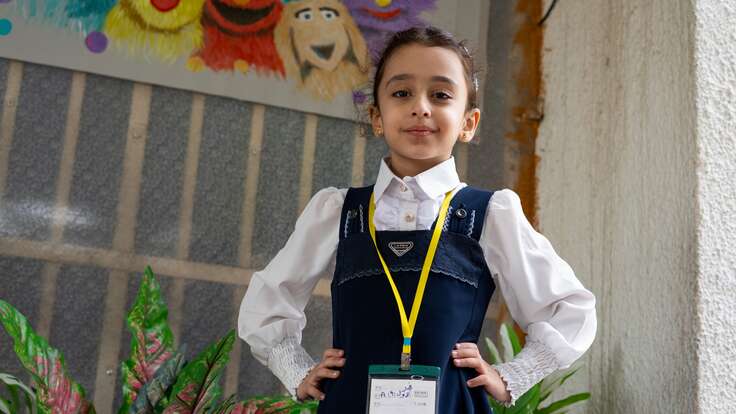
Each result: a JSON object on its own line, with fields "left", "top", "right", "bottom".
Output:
{"left": 480, "top": 189, "right": 597, "bottom": 405}
{"left": 237, "top": 186, "right": 347, "bottom": 396}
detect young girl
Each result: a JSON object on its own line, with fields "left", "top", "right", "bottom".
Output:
{"left": 238, "top": 27, "right": 597, "bottom": 413}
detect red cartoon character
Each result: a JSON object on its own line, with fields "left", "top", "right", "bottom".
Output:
{"left": 188, "top": 0, "right": 284, "bottom": 76}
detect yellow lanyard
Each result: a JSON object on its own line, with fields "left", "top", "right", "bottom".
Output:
{"left": 368, "top": 189, "right": 455, "bottom": 370}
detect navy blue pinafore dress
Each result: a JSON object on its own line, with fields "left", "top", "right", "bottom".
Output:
{"left": 318, "top": 185, "right": 496, "bottom": 413}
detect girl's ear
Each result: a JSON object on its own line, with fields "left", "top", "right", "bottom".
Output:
{"left": 460, "top": 108, "right": 481, "bottom": 142}
{"left": 369, "top": 105, "right": 384, "bottom": 137}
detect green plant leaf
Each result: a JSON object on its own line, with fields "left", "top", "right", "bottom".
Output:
{"left": 118, "top": 266, "right": 176, "bottom": 414}
{"left": 206, "top": 394, "right": 236, "bottom": 414}
{"left": 162, "top": 331, "right": 235, "bottom": 414}
{"left": 538, "top": 360, "right": 583, "bottom": 402}
{"left": 0, "top": 300, "right": 94, "bottom": 414}
{"left": 499, "top": 325, "right": 514, "bottom": 363}
{"left": 506, "top": 382, "right": 540, "bottom": 414}
{"left": 535, "top": 392, "right": 590, "bottom": 414}
{"left": 505, "top": 324, "right": 522, "bottom": 356}
{"left": 0, "top": 373, "right": 36, "bottom": 414}
{"left": 129, "top": 351, "right": 185, "bottom": 414}
{"left": 484, "top": 337, "right": 502, "bottom": 365}
{"left": 488, "top": 397, "right": 507, "bottom": 414}
{"left": 1, "top": 398, "right": 11, "bottom": 414}
{"left": 233, "top": 396, "right": 319, "bottom": 413}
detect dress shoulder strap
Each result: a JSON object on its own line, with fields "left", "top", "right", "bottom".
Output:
{"left": 339, "top": 185, "right": 495, "bottom": 241}
{"left": 444, "top": 186, "right": 496, "bottom": 241}
{"left": 339, "top": 185, "right": 374, "bottom": 241}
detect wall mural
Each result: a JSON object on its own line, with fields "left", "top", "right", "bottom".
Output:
{"left": 0, "top": 0, "right": 487, "bottom": 119}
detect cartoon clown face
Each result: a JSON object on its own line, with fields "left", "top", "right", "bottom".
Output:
{"left": 123, "top": 0, "right": 207, "bottom": 31}
{"left": 341, "top": 0, "right": 437, "bottom": 32}
{"left": 103, "top": 0, "right": 207, "bottom": 61}
{"left": 341, "top": 0, "right": 437, "bottom": 58}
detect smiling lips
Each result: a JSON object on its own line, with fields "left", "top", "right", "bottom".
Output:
{"left": 404, "top": 126, "right": 437, "bottom": 137}
{"left": 151, "top": 0, "right": 180, "bottom": 12}
{"left": 361, "top": 6, "right": 401, "bottom": 20}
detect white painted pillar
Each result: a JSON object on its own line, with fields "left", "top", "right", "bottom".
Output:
{"left": 536, "top": 0, "right": 735, "bottom": 412}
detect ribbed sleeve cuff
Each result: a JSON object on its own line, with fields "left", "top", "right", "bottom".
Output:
{"left": 491, "top": 340, "right": 560, "bottom": 407}
{"left": 266, "top": 336, "right": 316, "bottom": 398}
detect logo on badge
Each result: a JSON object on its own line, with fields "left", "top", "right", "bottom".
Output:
{"left": 388, "top": 241, "right": 414, "bottom": 257}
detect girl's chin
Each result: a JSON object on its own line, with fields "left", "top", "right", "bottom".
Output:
{"left": 392, "top": 151, "right": 448, "bottom": 163}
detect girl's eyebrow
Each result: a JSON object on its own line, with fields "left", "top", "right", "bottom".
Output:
{"left": 385, "top": 74, "right": 458, "bottom": 89}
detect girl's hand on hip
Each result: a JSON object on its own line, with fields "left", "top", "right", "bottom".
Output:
{"left": 296, "top": 348, "right": 345, "bottom": 401}
{"left": 452, "top": 342, "right": 511, "bottom": 404}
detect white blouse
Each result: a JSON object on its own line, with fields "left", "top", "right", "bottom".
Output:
{"left": 238, "top": 156, "right": 597, "bottom": 405}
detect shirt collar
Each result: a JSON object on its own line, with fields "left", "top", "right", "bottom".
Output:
{"left": 373, "top": 156, "right": 461, "bottom": 201}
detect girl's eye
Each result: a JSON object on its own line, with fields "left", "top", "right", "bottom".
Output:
{"left": 295, "top": 9, "right": 313, "bottom": 21}
{"left": 433, "top": 91, "right": 452, "bottom": 100}
{"left": 392, "top": 90, "right": 410, "bottom": 98}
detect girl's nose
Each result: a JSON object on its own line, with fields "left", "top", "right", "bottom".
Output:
{"left": 411, "top": 107, "right": 431, "bottom": 118}
{"left": 411, "top": 98, "right": 431, "bottom": 118}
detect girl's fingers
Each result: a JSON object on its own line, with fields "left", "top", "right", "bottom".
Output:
{"left": 321, "top": 356, "right": 346, "bottom": 368}
{"left": 305, "top": 384, "right": 325, "bottom": 401}
{"left": 314, "top": 367, "right": 341, "bottom": 380}
{"left": 451, "top": 348, "right": 480, "bottom": 359}
{"left": 298, "top": 382, "right": 323, "bottom": 401}
{"left": 299, "top": 348, "right": 345, "bottom": 401}
{"left": 453, "top": 357, "right": 483, "bottom": 370}
{"left": 323, "top": 348, "right": 344, "bottom": 359}
{"left": 455, "top": 343, "right": 479, "bottom": 351}
{"left": 466, "top": 374, "right": 489, "bottom": 388}
{"left": 307, "top": 374, "right": 320, "bottom": 387}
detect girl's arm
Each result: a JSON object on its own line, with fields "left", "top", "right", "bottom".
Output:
{"left": 237, "top": 187, "right": 347, "bottom": 397}
{"left": 480, "top": 189, "right": 597, "bottom": 406}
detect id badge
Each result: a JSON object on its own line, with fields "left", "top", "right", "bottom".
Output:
{"left": 366, "top": 365, "right": 440, "bottom": 414}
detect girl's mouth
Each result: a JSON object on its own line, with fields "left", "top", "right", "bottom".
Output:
{"left": 404, "top": 127, "right": 436, "bottom": 137}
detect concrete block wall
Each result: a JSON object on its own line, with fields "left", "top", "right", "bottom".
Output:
{"left": 0, "top": 2, "right": 538, "bottom": 410}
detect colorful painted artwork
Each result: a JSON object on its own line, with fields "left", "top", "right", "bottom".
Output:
{"left": 104, "top": 0, "right": 207, "bottom": 62}
{"left": 275, "top": 0, "right": 368, "bottom": 100}
{"left": 0, "top": 0, "right": 487, "bottom": 120}
{"left": 342, "top": 0, "right": 437, "bottom": 61}
{"left": 190, "top": 0, "right": 285, "bottom": 75}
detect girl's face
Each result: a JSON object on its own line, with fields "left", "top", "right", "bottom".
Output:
{"left": 371, "top": 44, "right": 480, "bottom": 171}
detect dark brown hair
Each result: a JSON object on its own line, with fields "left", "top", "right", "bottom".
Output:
{"left": 372, "top": 26, "right": 480, "bottom": 111}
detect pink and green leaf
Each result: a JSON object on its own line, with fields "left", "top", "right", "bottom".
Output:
{"left": 129, "top": 351, "right": 185, "bottom": 414}
{"left": 162, "top": 330, "right": 235, "bottom": 414}
{"left": 207, "top": 394, "right": 237, "bottom": 414}
{"left": 0, "top": 300, "right": 95, "bottom": 414}
{"left": 118, "top": 266, "right": 175, "bottom": 414}
{"left": 231, "top": 396, "right": 319, "bottom": 414}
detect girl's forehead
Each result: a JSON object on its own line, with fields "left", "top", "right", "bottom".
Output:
{"left": 381, "top": 45, "right": 466, "bottom": 84}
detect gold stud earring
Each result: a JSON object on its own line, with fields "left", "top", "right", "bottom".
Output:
{"left": 375, "top": 127, "right": 383, "bottom": 137}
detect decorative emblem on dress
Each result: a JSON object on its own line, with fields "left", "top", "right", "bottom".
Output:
{"left": 388, "top": 241, "right": 414, "bottom": 257}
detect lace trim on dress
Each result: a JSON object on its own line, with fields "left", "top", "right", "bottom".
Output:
{"left": 336, "top": 266, "right": 479, "bottom": 287}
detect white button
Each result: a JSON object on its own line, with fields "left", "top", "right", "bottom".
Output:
{"left": 404, "top": 213, "right": 415, "bottom": 222}
{"left": 400, "top": 184, "right": 408, "bottom": 192}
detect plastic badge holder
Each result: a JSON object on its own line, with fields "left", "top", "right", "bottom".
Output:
{"left": 366, "top": 364, "right": 440, "bottom": 414}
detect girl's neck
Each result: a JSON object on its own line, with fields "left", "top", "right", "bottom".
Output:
{"left": 386, "top": 153, "right": 451, "bottom": 178}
